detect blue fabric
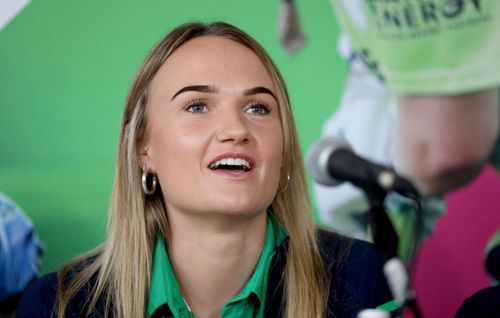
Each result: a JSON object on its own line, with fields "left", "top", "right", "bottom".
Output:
{"left": 0, "top": 193, "right": 43, "bottom": 302}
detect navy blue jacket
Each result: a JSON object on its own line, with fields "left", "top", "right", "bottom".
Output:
{"left": 456, "top": 285, "right": 500, "bottom": 318}
{"left": 16, "top": 231, "right": 394, "bottom": 317}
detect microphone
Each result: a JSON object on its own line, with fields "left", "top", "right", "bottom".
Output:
{"left": 307, "top": 137, "right": 420, "bottom": 198}
{"left": 485, "top": 230, "right": 500, "bottom": 281}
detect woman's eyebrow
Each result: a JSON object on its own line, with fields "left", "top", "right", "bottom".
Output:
{"left": 171, "top": 85, "right": 277, "bottom": 101}
{"left": 171, "top": 85, "right": 218, "bottom": 100}
{"left": 243, "top": 87, "right": 277, "bottom": 101}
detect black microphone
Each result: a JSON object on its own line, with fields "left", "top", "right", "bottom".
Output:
{"left": 307, "top": 137, "right": 420, "bottom": 198}
{"left": 485, "top": 230, "right": 500, "bottom": 281}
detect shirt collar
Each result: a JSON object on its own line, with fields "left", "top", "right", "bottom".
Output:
{"left": 224, "top": 213, "right": 287, "bottom": 306}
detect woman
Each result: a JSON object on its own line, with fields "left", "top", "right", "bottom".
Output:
{"left": 17, "top": 22, "right": 395, "bottom": 318}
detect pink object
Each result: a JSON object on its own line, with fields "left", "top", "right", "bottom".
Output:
{"left": 413, "top": 165, "right": 500, "bottom": 317}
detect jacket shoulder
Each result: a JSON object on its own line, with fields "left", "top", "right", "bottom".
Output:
{"left": 265, "top": 230, "right": 395, "bottom": 318}
{"left": 16, "top": 272, "right": 58, "bottom": 318}
{"left": 318, "top": 230, "right": 395, "bottom": 316}
{"left": 16, "top": 257, "right": 105, "bottom": 318}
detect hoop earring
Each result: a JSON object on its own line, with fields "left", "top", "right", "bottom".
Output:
{"left": 141, "top": 165, "right": 157, "bottom": 195}
{"left": 279, "top": 173, "right": 291, "bottom": 193}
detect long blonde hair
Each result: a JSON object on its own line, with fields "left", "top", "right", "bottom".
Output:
{"left": 57, "top": 22, "right": 328, "bottom": 318}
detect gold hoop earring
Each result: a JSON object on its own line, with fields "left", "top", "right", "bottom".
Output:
{"left": 141, "top": 165, "right": 157, "bottom": 195}
{"left": 279, "top": 173, "right": 291, "bottom": 193}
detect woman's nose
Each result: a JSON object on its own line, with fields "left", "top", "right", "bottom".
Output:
{"left": 215, "top": 109, "right": 250, "bottom": 144}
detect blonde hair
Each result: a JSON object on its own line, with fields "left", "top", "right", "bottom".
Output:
{"left": 57, "top": 22, "right": 328, "bottom": 318}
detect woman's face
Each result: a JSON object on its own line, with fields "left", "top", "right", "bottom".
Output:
{"left": 141, "top": 36, "right": 283, "bottom": 218}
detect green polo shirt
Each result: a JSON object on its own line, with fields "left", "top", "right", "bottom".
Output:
{"left": 147, "top": 214, "right": 288, "bottom": 318}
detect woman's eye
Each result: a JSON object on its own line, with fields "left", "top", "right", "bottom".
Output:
{"left": 185, "top": 102, "right": 208, "bottom": 113}
{"left": 246, "top": 104, "right": 270, "bottom": 115}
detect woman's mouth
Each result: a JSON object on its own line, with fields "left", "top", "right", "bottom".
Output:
{"left": 209, "top": 157, "right": 252, "bottom": 172}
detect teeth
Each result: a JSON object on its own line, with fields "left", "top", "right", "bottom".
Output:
{"left": 210, "top": 157, "right": 252, "bottom": 170}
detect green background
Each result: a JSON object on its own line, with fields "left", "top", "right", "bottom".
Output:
{"left": 0, "top": 0, "right": 346, "bottom": 274}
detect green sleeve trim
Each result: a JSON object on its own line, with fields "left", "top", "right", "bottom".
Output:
{"left": 376, "top": 299, "right": 400, "bottom": 311}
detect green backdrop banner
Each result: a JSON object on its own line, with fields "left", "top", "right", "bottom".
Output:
{"left": 0, "top": 0, "right": 346, "bottom": 273}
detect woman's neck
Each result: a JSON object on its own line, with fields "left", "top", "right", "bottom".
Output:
{"left": 167, "top": 211, "right": 268, "bottom": 318}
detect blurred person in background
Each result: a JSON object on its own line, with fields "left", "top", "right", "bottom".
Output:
{"left": 278, "top": 0, "right": 500, "bottom": 259}
{"left": 0, "top": 192, "right": 42, "bottom": 318}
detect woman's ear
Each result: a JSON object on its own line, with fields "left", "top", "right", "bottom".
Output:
{"left": 125, "top": 122, "right": 152, "bottom": 170}
{"left": 138, "top": 144, "right": 153, "bottom": 170}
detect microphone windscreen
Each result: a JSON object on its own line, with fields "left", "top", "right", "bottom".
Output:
{"left": 307, "top": 137, "right": 351, "bottom": 186}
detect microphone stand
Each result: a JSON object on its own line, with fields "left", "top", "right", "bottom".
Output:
{"left": 366, "top": 188, "right": 397, "bottom": 259}
{"left": 361, "top": 187, "right": 423, "bottom": 318}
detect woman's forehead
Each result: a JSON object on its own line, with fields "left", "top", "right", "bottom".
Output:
{"left": 149, "top": 36, "right": 275, "bottom": 96}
